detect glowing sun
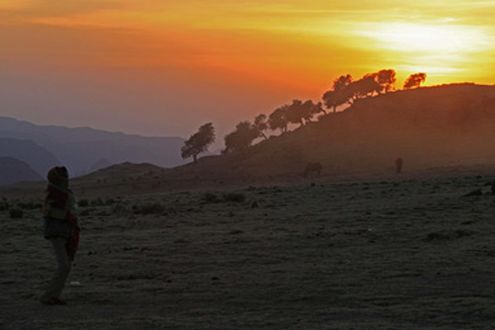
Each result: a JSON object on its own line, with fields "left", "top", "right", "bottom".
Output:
{"left": 362, "top": 22, "right": 488, "bottom": 53}
{"left": 355, "top": 22, "right": 490, "bottom": 77}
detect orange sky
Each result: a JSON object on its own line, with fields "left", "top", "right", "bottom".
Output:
{"left": 1, "top": 0, "right": 495, "bottom": 138}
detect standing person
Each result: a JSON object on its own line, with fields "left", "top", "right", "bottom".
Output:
{"left": 40, "top": 166, "right": 80, "bottom": 305}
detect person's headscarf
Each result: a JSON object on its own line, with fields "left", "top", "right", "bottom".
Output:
{"left": 47, "top": 166, "right": 69, "bottom": 190}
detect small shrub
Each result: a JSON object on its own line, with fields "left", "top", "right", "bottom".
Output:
{"left": 112, "top": 203, "right": 130, "bottom": 216}
{"left": 78, "top": 199, "right": 89, "bottom": 207}
{"left": 223, "top": 192, "right": 246, "bottom": 203}
{"left": 202, "top": 193, "right": 221, "bottom": 203}
{"left": 90, "top": 198, "right": 104, "bottom": 207}
{"left": 17, "top": 201, "right": 42, "bottom": 210}
{"left": 133, "top": 202, "right": 166, "bottom": 215}
{"left": 80, "top": 209, "right": 91, "bottom": 216}
{"left": 9, "top": 208, "right": 23, "bottom": 219}
{"left": 0, "top": 200, "right": 9, "bottom": 211}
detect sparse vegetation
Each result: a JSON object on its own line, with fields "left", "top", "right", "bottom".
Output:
{"left": 9, "top": 208, "right": 23, "bottom": 219}
{"left": 90, "top": 198, "right": 105, "bottom": 207}
{"left": 0, "top": 199, "right": 9, "bottom": 212}
{"left": 132, "top": 202, "right": 166, "bottom": 215}
{"left": 223, "top": 192, "right": 246, "bottom": 203}
{"left": 17, "top": 201, "right": 42, "bottom": 210}
{"left": 112, "top": 203, "right": 131, "bottom": 215}
{"left": 202, "top": 192, "right": 221, "bottom": 203}
{"left": 80, "top": 209, "right": 91, "bottom": 216}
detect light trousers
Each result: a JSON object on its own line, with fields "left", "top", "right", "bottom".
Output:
{"left": 41, "top": 237, "right": 72, "bottom": 300}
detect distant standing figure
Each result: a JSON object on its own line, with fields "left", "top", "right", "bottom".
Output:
{"left": 395, "top": 158, "right": 403, "bottom": 174}
{"left": 304, "top": 162, "right": 323, "bottom": 178}
{"left": 40, "top": 166, "right": 80, "bottom": 305}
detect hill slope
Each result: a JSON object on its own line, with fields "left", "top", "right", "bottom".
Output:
{"left": 232, "top": 83, "right": 495, "bottom": 176}
{"left": 8, "top": 83, "right": 495, "bottom": 195}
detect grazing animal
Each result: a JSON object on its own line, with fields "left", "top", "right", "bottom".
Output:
{"left": 395, "top": 157, "right": 403, "bottom": 174}
{"left": 304, "top": 162, "right": 323, "bottom": 178}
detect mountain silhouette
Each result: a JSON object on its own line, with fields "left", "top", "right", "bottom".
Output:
{"left": 0, "top": 117, "right": 185, "bottom": 175}
{"left": 0, "top": 157, "right": 42, "bottom": 185}
{"left": 0, "top": 138, "right": 59, "bottom": 176}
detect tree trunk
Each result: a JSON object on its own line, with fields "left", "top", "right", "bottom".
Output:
{"left": 193, "top": 154, "right": 197, "bottom": 164}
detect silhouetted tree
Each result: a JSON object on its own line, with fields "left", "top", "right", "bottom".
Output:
{"left": 269, "top": 105, "right": 289, "bottom": 134}
{"left": 181, "top": 122, "right": 215, "bottom": 164}
{"left": 304, "top": 100, "right": 326, "bottom": 118}
{"left": 403, "top": 73, "right": 427, "bottom": 89}
{"left": 253, "top": 114, "right": 269, "bottom": 140}
{"left": 285, "top": 99, "right": 326, "bottom": 127}
{"left": 286, "top": 100, "right": 306, "bottom": 127}
{"left": 323, "top": 70, "right": 396, "bottom": 112}
{"left": 373, "top": 69, "right": 396, "bottom": 93}
{"left": 333, "top": 74, "right": 353, "bottom": 91}
{"left": 322, "top": 74, "right": 353, "bottom": 112}
{"left": 348, "top": 75, "right": 381, "bottom": 101}
{"left": 224, "top": 121, "right": 259, "bottom": 153}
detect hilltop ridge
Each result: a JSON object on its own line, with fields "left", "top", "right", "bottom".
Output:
{"left": 5, "top": 83, "right": 495, "bottom": 195}
{"left": 64, "top": 83, "right": 495, "bottom": 194}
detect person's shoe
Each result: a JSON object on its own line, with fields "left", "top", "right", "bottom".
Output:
{"left": 40, "top": 297, "right": 67, "bottom": 305}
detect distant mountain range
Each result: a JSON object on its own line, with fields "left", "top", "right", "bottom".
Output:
{"left": 0, "top": 138, "right": 59, "bottom": 176}
{"left": 0, "top": 116, "right": 185, "bottom": 182}
{"left": 0, "top": 157, "right": 41, "bottom": 186}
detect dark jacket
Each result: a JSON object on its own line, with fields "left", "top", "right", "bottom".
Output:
{"left": 43, "top": 183, "right": 77, "bottom": 240}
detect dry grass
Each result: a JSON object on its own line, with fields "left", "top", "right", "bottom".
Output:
{"left": 2, "top": 174, "right": 495, "bottom": 329}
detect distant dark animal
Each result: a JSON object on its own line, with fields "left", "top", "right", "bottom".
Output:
{"left": 395, "top": 158, "right": 403, "bottom": 174}
{"left": 304, "top": 162, "right": 322, "bottom": 178}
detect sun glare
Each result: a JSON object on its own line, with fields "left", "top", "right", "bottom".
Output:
{"left": 354, "top": 22, "right": 491, "bottom": 79}
{"left": 359, "top": 22, "right": 488, "bottom": 53}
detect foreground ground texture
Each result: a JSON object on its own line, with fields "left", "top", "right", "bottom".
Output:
{"left": 2, "top": 174, "right": 495, "bottom": 329}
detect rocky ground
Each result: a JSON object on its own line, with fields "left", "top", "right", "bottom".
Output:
{"left": 2, "top": 174, "right": 495, "bottom": 329}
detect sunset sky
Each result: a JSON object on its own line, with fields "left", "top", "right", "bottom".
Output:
{"left": 1, "top": 0, "right": 495, "bottom": 139}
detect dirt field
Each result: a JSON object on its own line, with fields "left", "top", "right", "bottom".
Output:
{"left": 2, "top": 174, "right": 495, "bottom": 329}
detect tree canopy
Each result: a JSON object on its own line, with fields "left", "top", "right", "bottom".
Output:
{"left": 268, "top": 105, "right": 290, "bottom": 134}
{"left": 216, "top": 68, "right": 430, "bottom": 154}
{"left": 224, "top": 121, "right": 260, "bottom": 153}
{"left": 323, "top": 69, "right": 397, "bottom": 112}
{"left": 322, "top": 74, "right": 354, "bottom": 112}
{"left": 181, "top": 122, "right": 215, "bottom": 163}
{"left": 253, "top": 114, "right": 269, "bottom": 140}
{"left": 404, "top": 73, "right": 427, "bottom": 89}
